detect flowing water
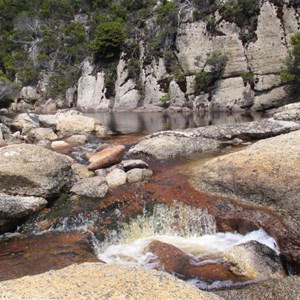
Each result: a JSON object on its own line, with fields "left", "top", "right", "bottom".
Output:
{"left": 0, "top": 111, "right": 291, "bottom": 290}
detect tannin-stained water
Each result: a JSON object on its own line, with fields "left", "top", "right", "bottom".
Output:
{"left": 0, "top": 112, "right": 298, "bottom": 289}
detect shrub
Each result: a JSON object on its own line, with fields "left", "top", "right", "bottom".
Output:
{"left": 240, "top": 71, "right": 254, "bottom": 87}
{"left": 280, "top": 32, "right": 300, "bottom": 95}
{"left": 194, "top": 71, "right": 213, "bottom": 94}
{"left": 92, "top": 21, "right": 126, "bottom": 62}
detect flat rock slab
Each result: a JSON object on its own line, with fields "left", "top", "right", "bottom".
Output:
{"left": 0, "top": 144, "right": 73, "bottom": 198}
{"left": 129, "top": 136, "right": 222, "bottom": 159}
{"left": 192, "top": 130, "right": 300, "bottom": 222}
{"left": 0, "top": 262, "right": 223, "bottom": 300}
{"left": 129, "top": 119, "right": 300, "bottom": 159}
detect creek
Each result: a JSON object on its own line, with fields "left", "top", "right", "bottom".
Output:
{"left": 0, "top": 111, "right": 288, "bottom": 290}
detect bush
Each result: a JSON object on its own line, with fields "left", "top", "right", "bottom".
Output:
{"left": 194, "top": 71, "right": 213, "bottom": 94}
{"left": 280, "top": 32, "right": 300, "bottom": 95}
{"left": 92, "top": 21, "right": 126, "bottom": 62}
{"left": 240, "top": 71, "right": 254, "bottom": 87}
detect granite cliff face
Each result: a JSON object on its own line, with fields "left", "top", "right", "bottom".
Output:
{"left": 8, "top": 0, "right": 300, "bottom": 113}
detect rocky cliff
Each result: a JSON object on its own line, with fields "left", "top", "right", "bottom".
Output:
{"left": 4, "top": 0, "right": 300, "bottom": 113}
{"left": 76, "top": 1, "right": 300, "bottom": 112}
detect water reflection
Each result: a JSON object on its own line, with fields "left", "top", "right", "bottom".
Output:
{"left": 85, "top": 111, "right": 265, "bottom": 134}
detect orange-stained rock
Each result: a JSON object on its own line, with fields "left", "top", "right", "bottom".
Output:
{"left": 88, "top": 145, "right": 126, "bottom": 171}
{"left": 145, "top": 240, "right": 190, "bottom": 274}
{"left": 183, "top": 262, "right": 247, "bottom": 283}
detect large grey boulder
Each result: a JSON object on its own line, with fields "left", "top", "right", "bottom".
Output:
{"left": 0, "top": 263, "right": 223, "bottom": 300}
{"left": 217, "top": 276, "right": 300, "bottom": 300}
{"left": 129, "top": 135, "right": 222, "bottom": 159}
{"left": 0, "top": 144, "right": 73, "bottom": 198}
{"left": 129, "top": 119, "right": 300, "bottom": 159}
{"left": 223, "top": 241, "right": 285, "bottom": 280}
{"left": 0, "top": 193, "right": 47, "bottom": 233}
{"left": 192, "top": 130, "right": 300, "bottom": 221}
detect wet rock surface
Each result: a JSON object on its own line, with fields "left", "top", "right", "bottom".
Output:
{"left": 0, "top": 262, "right": 223, "bottom": 300}
{"left": 0, "top": 144, "right": 73, "bottom": 198}
{"left": 129, "top": 119, "right": 300, "bottom": 159}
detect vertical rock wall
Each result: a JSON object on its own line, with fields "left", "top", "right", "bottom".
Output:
{"left": 75, "top": 1, "right": 300, "bottom": 112}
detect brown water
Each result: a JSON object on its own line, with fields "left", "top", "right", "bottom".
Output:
{"left": 0, "top": 111, "right": 298, "bottom": 289}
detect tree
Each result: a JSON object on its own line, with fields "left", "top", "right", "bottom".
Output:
{"left": 92, "top": 21, "right": 126, "bottom": 62}
{"left": 281, "top": 32, "right": 300, "bottom": 95}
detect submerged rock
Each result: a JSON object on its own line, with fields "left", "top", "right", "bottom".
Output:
{"left": 129, "top": 119, "right": 300, "bottom": 159}
{"left": 0, "top": 262, "right": 223, "bottom": 300}
{"left": 0, "top": 193, "right": 47, "bottom": 233}
{"left": 0, "top": 144, "right": 73, "bottom": 198}
{"left": 217, "top": 276, "right": 300, "bottom": 300}
{"left": 192, "top": 130, "right": 300, "bottom": 222}
{"left": 121, "top": 159, "right": 149, "bottom": 171}
{"left": 70, "top": 176, "right": 108, "bottom": 198}
{"left": 223, "top": 241, "right": 285, "bottom": 280}
{"left": 88, "top": 145, "right": 126, "bottom": 170}
{"left": 127, "top": 168, "right": 153, "bottom": 183}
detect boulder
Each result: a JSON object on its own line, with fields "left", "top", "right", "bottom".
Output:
{"left": 223, "top": 241, "right": 285, "bottom": 280}
{"left": 127, "top": 168, "right": 153, "bottom": 183}
{"left": 57, "top": 114, "right": 97, "bottom": 135}
{"left": 121, "top": 159, "right": 149, "bottom": 171}
{"left": 0, "top": 144, "right": 73, "bottom": 198}
{"left": 12, "top": 113, "right": 40, "bottom": 134}
{"left": 71, "top": 163, "right": 94, "bottom": 180}
{"left": 27, "top": 128, "right": 58, "bottom": 143}
{"left": 217, "top": 276, "right": 300, "bottom": 300}
{"left": 38, "top": 114, "right": 58, "bottom": 129}
{"left": 66, "top": 134, "right": 88, "bottom": 145}
{"left": 70, "top": 176, "right": 108, "bottom": 198}
{"left": 51, "top": 140, "right": 71, "bottom": 151}
{"left": 128, "top": 135, "right": 221, "bottom": 159}
{"left": 88, "top": 145, "right": 126, "bottom": 171}
{"left": 145, "top": 240, "right": 190, "bottom": 274}
{"left": 105, "top": 169, "right": 127, "bottom": 188}
{"left": 0, "top": 263, "right": 222, "bottom": 300}
{"left": 0, "top": 193, "right": 47, "bottom": 233}
{"left": 192, "top": 130, "right": 300, "bottom": 221}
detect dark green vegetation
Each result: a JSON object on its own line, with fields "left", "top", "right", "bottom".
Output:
{"left": 281, "top": 32, "right": 300, "bottom": 96}
{"left": 0, "top": 0, "right": 292, "bottom": 107}
{"left": 194, "top": 51, "right": 228, "bottom": 95}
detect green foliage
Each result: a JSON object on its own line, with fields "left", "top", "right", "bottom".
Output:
{"left": 223, "top": 0, "right": 259, "bottom": 27}
{"left": 194, "top": 51, "right": 228, "bottom": 95}
{"left": 205, "top": 51, "right": 228, "bottom": 78}
{"left": 240, "top": 71, "right": 254, "bottom": 86}
{"left": 194, "top": 71, "right": 213, "bottom": 94}
{"left": 92, "top": 21, "right": 126, "bottom": 62}
{"left": 160, "top": 93, "right": 171, "bottom": 107}
{"left": 280, "top": 32, "right": 300, "bottom": 95}
{"left": 192, "top": 0, "right": 219, "bottom": 21}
